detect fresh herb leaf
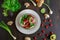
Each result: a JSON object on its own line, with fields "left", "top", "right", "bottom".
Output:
{"left": 30, "top": 23, "right": 34, "bottom": 27}
{"left": 2, "top": 0, "right": 21, "bottom": 16}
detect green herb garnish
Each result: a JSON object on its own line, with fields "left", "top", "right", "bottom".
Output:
{"left": 30, "top": 23, "right": 34, "bottom": 27}
{"left": 2, "top": 0, "right": 21, "bottom": 16}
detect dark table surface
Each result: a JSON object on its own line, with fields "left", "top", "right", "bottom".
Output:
{"left": 0, "top": 0, "right": 60, "bottom": 40}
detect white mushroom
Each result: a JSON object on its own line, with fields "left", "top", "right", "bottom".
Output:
{"left": 24, "top": 2, "right": 30, "bottom": 8}
{"left": 25, "top": 37, "right": 31, "bottom": 40}
{"left": 44, "top": 14, "right": 50, "bottom": 19}
{"left": 7, "top": 21, "right": 13, "bottom": 26}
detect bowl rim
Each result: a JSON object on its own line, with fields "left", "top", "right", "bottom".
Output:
{"left": 15, "top": 9, "right": 41, "bottom": 34}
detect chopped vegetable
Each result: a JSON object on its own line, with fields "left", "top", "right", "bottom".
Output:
{"left": 50, "top": 34, "right": 56, "bottom": 40}
{"left": 30, "top": 23, "right": 34, "bottom": 27}
{"left": 41, "top": 8, "right": 46, "bottom": 14}
{"left": 2, "top": 0, "right": 21, "bottom": 16}
{"left": 20, "top": 14, "right": 36, "bottom": 29}
{"left": 0, "top": 21, "right": 16, "bottom": 40}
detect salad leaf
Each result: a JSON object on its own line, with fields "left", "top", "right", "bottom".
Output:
{"left": 20, "top": 17, "right": 24, "bottom": 24}
{"left": 23, "top": 14, "right": 28, "bottom": 19}
{"left": 0, "top": 21, "right": 16, "bottom": 40}
{"left": 2, "top": 0, "right": 21, "bottom": 16}
{"left": 20, "top": 14, "right": 28, "bottom": 24}
{"left": 30, "top": 23, "right": 34, "bottom": 27}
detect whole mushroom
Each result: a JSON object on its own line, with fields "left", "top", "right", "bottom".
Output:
{"left": 24, "top": 2, "right": 30, "bottom": 8}
{"left": 44, "top": 14, "right": 50, "bottom": 19}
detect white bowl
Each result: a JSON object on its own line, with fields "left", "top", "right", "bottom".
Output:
{"left": 15, "top": 9, "right": 41, "bottom": 34}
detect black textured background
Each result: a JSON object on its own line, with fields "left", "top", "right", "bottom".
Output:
{"left": 0, "top": 0, "right": 60, "bottom": 40}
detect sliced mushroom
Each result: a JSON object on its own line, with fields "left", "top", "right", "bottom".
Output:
{"left": 37, "top": 0, "right": 44, "bottom": 7}
{"left": 7, "top": 21, "right": 13, "bottom": 26}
